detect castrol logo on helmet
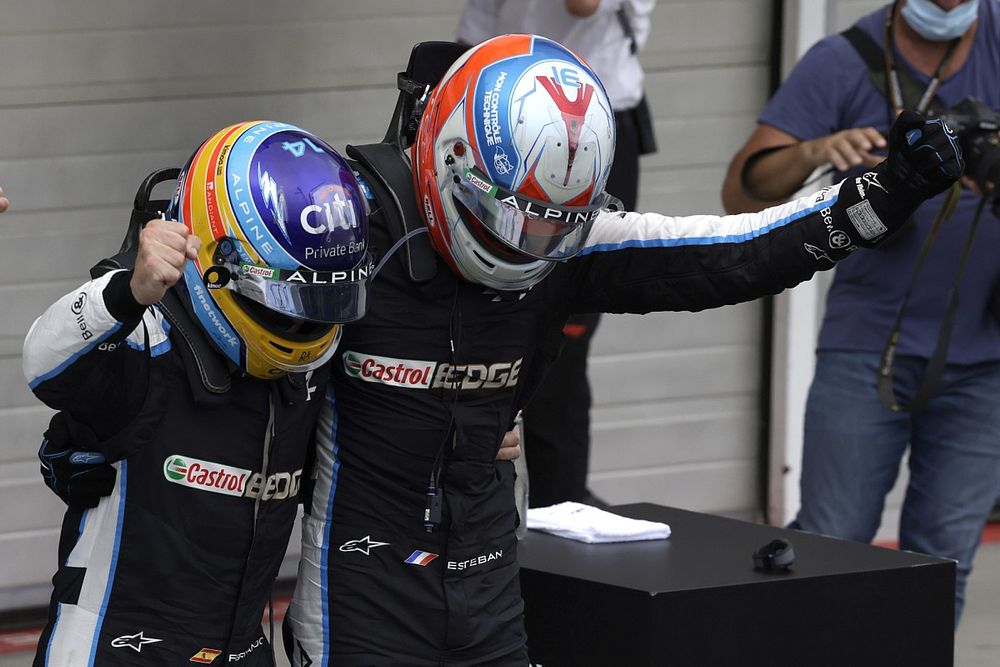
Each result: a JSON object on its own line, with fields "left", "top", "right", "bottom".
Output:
{"left": 163, "top": 455, "right": 301, "bottom": 501}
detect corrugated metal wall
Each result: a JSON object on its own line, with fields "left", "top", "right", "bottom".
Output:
{"left": 588, "top": 0, "right": 772, "bottom": 513}
{"left": 0, "top": 0, "right": 773, "bottom": 610}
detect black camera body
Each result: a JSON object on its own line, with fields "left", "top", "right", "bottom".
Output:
{"left": 939, "top": 97, "right": 1000, "bottom": 209}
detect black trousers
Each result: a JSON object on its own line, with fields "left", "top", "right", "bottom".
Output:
{"left": 522, "top": 106, "right": 641, "bottom": 508}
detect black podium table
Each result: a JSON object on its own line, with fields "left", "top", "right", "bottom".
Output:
{"left": 518, "top": 503, "right": 955, "bottom": 667}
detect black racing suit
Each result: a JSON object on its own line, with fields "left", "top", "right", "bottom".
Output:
{"left": 284, "top": 154, "right": 891, "bottom": 666}
{"left": 23, "top": 269, "right": 328, "bottom": 667}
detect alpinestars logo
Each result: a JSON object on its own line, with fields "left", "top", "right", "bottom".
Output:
{"left": 343, "top": 351, "right": 522, "bottom": 391}
{"left": 855, "top": 171, "right": 887, "bottom": 199}
{"left": 804, "top": 242, "right": 834, "bottom": 264}
{"left": 111, "top": 631, "right": 162, "bottom": 653}
{"left": 339, "top": 535, "right": 390, "bottom": 555}
{"left": 163, "top": 455, "right": 301, "bottom": 501}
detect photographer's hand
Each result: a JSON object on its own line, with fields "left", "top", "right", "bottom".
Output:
{"left": 723, "top": 124, "right": 886, "bottom": 212}
{"left": 805, "top": 127, "right": 886, "bottom": 172}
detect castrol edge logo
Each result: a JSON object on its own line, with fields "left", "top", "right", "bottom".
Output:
{"left": 342, "top": 351, "right": 522, "bottom": 391}
{"left": 164, "top": 455, "right": 249, "bottom": 497}
{"left": 163, "top": 455, "right": 301, "bottom": 501}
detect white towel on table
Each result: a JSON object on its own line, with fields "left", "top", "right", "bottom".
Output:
{"left": 526, "top": 501, "right": 671, "bottom": 544}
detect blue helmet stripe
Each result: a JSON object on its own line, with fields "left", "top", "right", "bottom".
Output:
{"left": 226, "top": 121, "right": 302, "bottom": 269}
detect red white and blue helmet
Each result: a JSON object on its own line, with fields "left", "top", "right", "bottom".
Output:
{"left": 168, "top": 121, "right": 371, "bottom": 379}
{"left": 414, "top": 34, "right": 619, "bottom": 291}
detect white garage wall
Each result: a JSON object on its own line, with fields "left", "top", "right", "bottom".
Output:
{"left": 0, "top": 0, "right": 776, "bottom": 610}
{"left": 587, "top": 0, "right": 772, "bottom": 515}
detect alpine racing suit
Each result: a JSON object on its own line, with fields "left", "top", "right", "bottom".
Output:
{"left": 23, "top": 269, "right": 328, "bottom": 667}
{"left": 284, "top": 155, "right": 885, "bottom": 665}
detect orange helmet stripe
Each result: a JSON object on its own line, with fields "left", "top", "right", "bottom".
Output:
{"left": 203, "top": 123, "right": 253, "bottom": 242}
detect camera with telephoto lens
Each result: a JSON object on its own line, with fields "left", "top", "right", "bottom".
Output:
{"left": 939, "top": 97, "right": 1000, "bottom": 213}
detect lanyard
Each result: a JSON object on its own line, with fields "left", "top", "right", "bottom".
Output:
{"left": 877, "top": 186, "right": 973, "bottom": 413}
{"left": 882, "top": 2, "right": 961, "bottom": 117}
{"left": 875, "top": 2, "right": 970, "bottom": 413}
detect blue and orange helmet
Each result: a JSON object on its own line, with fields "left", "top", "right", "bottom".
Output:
{"left": 169, "top": 121, "right": 371, "bottom": 378}
{"left": 414, "top": 34, "right": 619, "bottom": 291}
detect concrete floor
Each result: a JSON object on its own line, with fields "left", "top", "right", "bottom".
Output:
{"left": 955, "top": 541, "right": 1000, "bottom": 667}
{"left": 4, "top": 541, "right": 999, "bottom": 666}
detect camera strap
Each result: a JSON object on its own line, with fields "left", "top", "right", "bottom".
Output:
{"left": 880, "top": 2, "right": 960, "bottom": 120}
{"left": 844, "top": 5, "right": 975, "bottom": 413}
{"left": 841, "top": 1, "right": 961, "bottom": 125}
{"left": 877, "top": 188, "right": 984, "bottom": 413}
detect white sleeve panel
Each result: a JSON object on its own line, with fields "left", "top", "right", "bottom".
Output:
{"left": 581, "top": 182, "right": 843, "bottom": 254}
{"left": 22, "top": 270, "right": 135, "bottom": 388}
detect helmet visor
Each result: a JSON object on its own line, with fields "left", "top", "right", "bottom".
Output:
{"left": 449, "top": 167, "right": 623, "bottom": 261}
{"left": 203, "top": 239, "right": 374, "bottom": 323}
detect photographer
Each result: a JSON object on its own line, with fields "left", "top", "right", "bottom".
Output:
{"left": 721, "top": 0, "right": 1000, "bottom": 625}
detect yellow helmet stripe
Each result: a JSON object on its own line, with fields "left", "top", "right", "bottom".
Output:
{"left": 186, "top": 125, "right": 242, "bottom": 274}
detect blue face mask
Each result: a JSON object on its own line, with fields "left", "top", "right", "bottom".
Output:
{"left": 901, "top": 0, "right": 980, "bottom": 42}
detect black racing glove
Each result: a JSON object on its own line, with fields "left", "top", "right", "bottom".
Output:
{"left": 885, "top": 109, "right": 965, "bottom": 203}
{"left": 835, "top": 110, "right": 965, "bottom": 248}
{"left": 39, "top": 412, "right": 117, "bottom": 508}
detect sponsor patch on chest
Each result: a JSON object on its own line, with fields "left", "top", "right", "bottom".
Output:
{"left": 162, "top": 455, "right": 300, "bottom": 501}
{"left": 342, "top": 350, "right": 522, "bottom": 390}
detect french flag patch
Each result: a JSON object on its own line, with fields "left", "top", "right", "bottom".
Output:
{"left": 405, "top": 550, "right": 439, "bottom": 566}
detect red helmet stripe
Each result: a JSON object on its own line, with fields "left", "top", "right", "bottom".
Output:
{"left": 536, "top": 76, "right": 596, "bottom": 186}
{"left": 203, "top": 123, "right": 252, "bottom": 241}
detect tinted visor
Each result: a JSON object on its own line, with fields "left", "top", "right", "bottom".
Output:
{"left": 203, "top": 238, "right": 373, "bottom": 323}
{"left": 449, "top": 167, "right": 623, "bottom": 261}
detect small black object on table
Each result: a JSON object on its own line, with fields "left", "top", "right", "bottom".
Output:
{"left": 518, "top": 503, "right": 954, "bottom": 667}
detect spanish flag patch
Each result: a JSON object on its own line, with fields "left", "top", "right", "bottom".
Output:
{"left": 190, "top": 648, "right": 222, "bottom": 664}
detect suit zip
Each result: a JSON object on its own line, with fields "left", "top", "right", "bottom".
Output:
{"left": 223, "top": 389, "right": 276, "bottom": 658}
{"left": 256, "top": 393, "right": 275, "bottom": 523}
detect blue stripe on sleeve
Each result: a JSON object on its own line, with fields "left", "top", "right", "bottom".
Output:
{"left": 28, "top": 323, "right": 124, "bottom": 390}
{"left": 580, "top": 195, "right": 838, "bottom": 256}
